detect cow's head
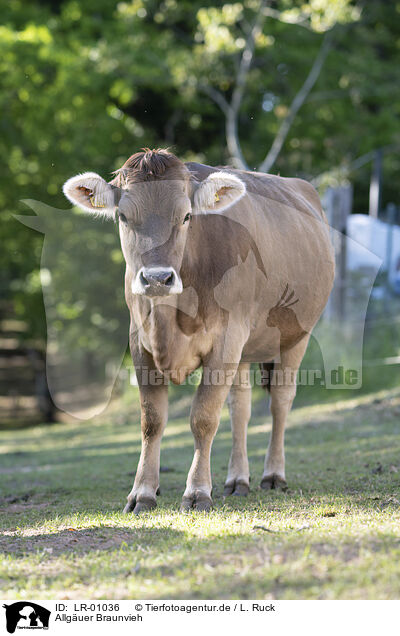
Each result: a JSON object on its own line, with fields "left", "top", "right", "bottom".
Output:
{"left": 63, "top": 149, "right": 246, "bottom": 297}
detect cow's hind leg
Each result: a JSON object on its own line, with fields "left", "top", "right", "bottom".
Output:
{"left": 261, "top": 335, "right": 310, "bottom": 491}
{"left": 124, "top": 357, "right": 168, "bottom": 514}
{"left": 223, "top": 363, "right": 251, "bottom": 497}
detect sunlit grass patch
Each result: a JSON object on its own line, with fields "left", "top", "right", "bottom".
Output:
{"left": 1, "top": 388, "right": 400, "bottom": 599}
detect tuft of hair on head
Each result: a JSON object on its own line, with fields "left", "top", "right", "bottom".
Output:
{"left": 111, "top": 148, "right": 188, "bottom": 186}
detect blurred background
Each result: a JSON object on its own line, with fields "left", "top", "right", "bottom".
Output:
{"left": 1, "top": 0, "right": 400, "bottom": 425}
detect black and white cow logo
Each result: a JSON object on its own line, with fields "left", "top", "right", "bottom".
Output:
{"left": 3, "top": 602, "right": 50, "bottom": 634}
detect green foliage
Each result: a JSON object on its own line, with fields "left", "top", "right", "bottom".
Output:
{"left": 1, "top": 0, "right": 400, "bottom": 349}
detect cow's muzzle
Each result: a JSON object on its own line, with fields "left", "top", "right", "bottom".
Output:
{"left": 132, "top": 266, "right": 183, "bottom": 296}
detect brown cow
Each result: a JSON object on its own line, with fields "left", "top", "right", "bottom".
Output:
{"left": 63, "top": 148, "right": 335, "bottom": 513}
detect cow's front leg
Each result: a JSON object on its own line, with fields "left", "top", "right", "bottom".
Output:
{"left": 223, "top": 362, "right": 251, "bottom": 497}
{"left": 124, "top": 366, "right": 168, "bottom": 514}
{"left": 180, "top": 342, "right": 244, "bottom": 512}
{"left": 180, "top": 379, "right": 234, "bottom": 512}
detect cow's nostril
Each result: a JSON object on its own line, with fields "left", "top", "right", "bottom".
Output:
{"left": 139, "top": 268, "right": 178, "bottom": 291}
{"left": 140, "top": 270, "right": 149, "bottom": 286}
{"left": 165, "top": 273, "right": 174, "bottom": 286}
{"left": 133, "top": 267, "right": 182, "bottom": 295}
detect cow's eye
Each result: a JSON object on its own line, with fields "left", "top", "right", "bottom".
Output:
{"left": 183, "top": 212, "right": 192, "bottom": 224}
{"left": 118, "top": 212, "right": 128, "bottom": 224}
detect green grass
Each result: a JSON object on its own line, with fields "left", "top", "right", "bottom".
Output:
{"left": 1, "top": 387, "right": 400, "bottom": 600}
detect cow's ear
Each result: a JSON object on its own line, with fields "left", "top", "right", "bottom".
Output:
{"left": 192, "top": 172, "right": 246, "bottom": 214}
{"left": 63, "top": 172, "right": 121, "bottom": 218}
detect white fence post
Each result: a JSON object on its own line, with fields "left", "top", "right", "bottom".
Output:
{"left": 323, "top": 185, "right": 353, "bottom": 320}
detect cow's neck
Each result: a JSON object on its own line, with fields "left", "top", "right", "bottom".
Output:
{"left": 147, "top": 302, "right": 177, "bottom": 371}
{"left": 144, "top": 287, "right": 203, "bottom": 373}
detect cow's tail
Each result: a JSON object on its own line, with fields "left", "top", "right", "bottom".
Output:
{"left": 259, "top": 362, "right": 274, "bottom": 393}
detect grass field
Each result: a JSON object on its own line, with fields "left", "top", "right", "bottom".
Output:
{"left": 1, "top": 386, "right": 400, "bottom": 600}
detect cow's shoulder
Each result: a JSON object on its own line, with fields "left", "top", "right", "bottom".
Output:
{"left": 185, "top": 163, "right": 325, "bottom": 221}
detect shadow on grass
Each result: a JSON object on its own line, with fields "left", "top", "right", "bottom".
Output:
{"left": 0, "top": 526, "right": 186, "bottom": 557}
{"left": 2, "top": 511, "right": 399, "bottom": 601}
{"left": 1, "top": 392, "right": 400, "bottom": 538}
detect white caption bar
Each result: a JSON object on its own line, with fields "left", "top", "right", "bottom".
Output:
{"left": 1, "top": 600, "right": 399, "bottom": 635}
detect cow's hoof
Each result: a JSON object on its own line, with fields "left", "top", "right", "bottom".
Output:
{"left": 223, "top": 479, "right": 249, "bottom": 497}
{"left": 123, "top": 496, "right": 157, "bottom": 515}
{"left": 260, "top": 475, "right": 288, "bottom": 491}
{"left": 180, "top": 494, "right": 213, "bottom": 513}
